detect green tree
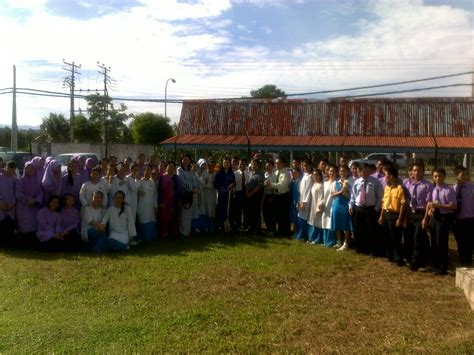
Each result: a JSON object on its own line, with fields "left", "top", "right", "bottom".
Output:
{"left": 0, "top": 127, "right": 11, "bottom": 148}
{"left": 74, "top": 113, "right": 102, "bottom": 143}
{"left": 250, "top": 84, "right": 286, "bottom": 99}
{"left": 130, "top": 112, "right": 174, "bottom": 145}
{"left": 85, "top": 94, "right": 133, "bottom": 144}
{"left": 40, "top": 113, "right": 70, "bottom": 143}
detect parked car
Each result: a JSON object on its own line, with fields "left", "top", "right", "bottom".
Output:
{"left": 55, "top": 153, "right": 100, "bottom": 173}
{"left": 349, "top": 153, "right": 407, "bottom": 169}
{"left": 0, "top": 151, "right": 38, "bottom": 175}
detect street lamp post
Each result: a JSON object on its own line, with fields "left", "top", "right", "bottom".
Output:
{"left": 165, "top": 78, "right": 176, "bottom": 119}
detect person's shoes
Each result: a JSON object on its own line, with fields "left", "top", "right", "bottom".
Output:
{"left": 310, "top": 241, "right": 316, "bottom": 245}
{"left": 396, "top": 260, "right": 405, "bottom": 267}
{"left": 129, "top": 240, "right": 139, "bottom": 246}
{"left": 267, "top": 231, "right": 274, "bottom": 236}
{"left": 333, "top": 243, "right": 342, "bottom": 249}
{"left": 337, "top": 242, "right": 348, "bottom": 252}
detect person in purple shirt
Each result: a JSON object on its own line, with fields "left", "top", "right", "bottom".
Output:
{"left": 349, "top": 163, "right": 384, "bottom": 255}
{"left": 36, "top": 195, "right": 64, "bottom": 251}
{"left": 0, "top": 161, "right": 18, "bottom": 246}
{"left": 42, "top": 159, "right": 62, "bottom": 204}
{"left": 61, "top": 160, "right": 82, "bottom": 210}
{"left": 422, "top": 168, "right": 457, "bottom": 275}
{"left": 31, "top": 156, "right": 45, "bottom": 184}
{"left": 59, "top": 193, "right": 83, "bottom": 251}
{"left": 16, "top": 161, "right": 44, "bottom": 248}
{"left": 453, "top": 166, "right": 474, "bottom": 267}
{"left": 371, "top": 159, "right": 385, "bottom": 181}
{"left": 403, "top": 164, "right": 414, "bottom": 190}
{"left": 404, "top": 162, "right": 433, "bottom": 271}
{"left": 71, "top": 155, "right": 88, "bottom": 185}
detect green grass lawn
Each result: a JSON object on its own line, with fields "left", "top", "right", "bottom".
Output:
{"left": 0, "top": 234, "right": 472, "bottom": 352}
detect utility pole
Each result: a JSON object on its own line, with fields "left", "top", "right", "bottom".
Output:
{"left": 11, "top": 65, "right": 18, "bottom": 152}
{"left": 97, "top": 62, "right": 111, "bottom": 158}
{"left": 63, "top": 60, "right": 81, "bottom": 143}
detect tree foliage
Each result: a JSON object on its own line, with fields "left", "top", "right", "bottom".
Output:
{"left": 85, "top": 94, "right": 133, "bottom": 144}
{"left": 250, "top": 84, "right": 286, "bottom": 99}
{"left": 130, "top": 112, "right": 174, "bottom": 145}
{"left": 0, "top": 127, "right": 40, "bottom": 151}
{"left": 73, "top": 114, "right": 102, "bottom": 143}
{"left": 40, "top": 113, "right": 70, "bottom": 143}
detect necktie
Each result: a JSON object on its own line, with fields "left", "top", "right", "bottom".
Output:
{"left": 434, "top": 187, "right": 441, "bottom": 216}
{"left": 411, "top": 183, "right": 418, "bottom": 209}
{"left": 359, "top": 180, "right": 366, "bottom": 205}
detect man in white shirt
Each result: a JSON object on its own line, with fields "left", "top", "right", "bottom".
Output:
{"left": 230, "top": 158, "right": 245, "bottom": 232}
{"left": 266, "top": 158, "right": 291, "bottom": 237}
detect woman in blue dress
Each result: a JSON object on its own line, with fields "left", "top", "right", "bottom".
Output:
{"left": 213, "top": 157, "right": 236, "bottom": 231}
{"left": 289, "top": 168, "right": 301, "bottom": 234}
{"left": 331, "top": 165, "right": 353, "bottom": 251}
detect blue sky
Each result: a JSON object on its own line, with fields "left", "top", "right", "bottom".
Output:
{"left": 0, "top": 0, "right": 472, "bottom": 126}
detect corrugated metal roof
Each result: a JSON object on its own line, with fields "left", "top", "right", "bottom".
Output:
{"left": 162, "top": 97, "right": 474, "bottom": 152}
{"left": 177, "top": 97, "right": 474, "bottom": 138}
{"left": 162, "top": 134, "right": 470, "bottom": 153}
{"left": 436, "top": 137, "right": 474, "bottom": 149}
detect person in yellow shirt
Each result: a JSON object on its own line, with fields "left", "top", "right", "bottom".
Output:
{"left": 378, "top": 166, "right": 407, "bottom": 265}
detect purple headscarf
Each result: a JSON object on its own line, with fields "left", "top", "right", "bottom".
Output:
{"left": 31, "top": 156, "right": 45, "bottom": 183}
{"left": 42, "top": 159, "right": 62, "bottom": 199}
{"left": 20, "top": 161, "right": 42, "bottom": 196}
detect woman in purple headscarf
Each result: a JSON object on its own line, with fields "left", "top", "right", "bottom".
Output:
{"left": 42, "top": 159, "right": 62, "bottom": 204}
{"left": 72, "top": 155, "right": 89, "bottom": 184}
{"left": 0, "top": 161, "right": 18, "bottom": 246}
{"left": 36, "top": 195, "right": 63, "bottom": 251}
{"left": 61, "top": 159, "right": 82, "bottom": 210}
{"left": 16, "top": 161, "right": 44, "bottom": 247}
{"left": 59, "top": 193, "right": 84, "bottom": 251}
{"left": 31, "top": 156, "right": 45, "bottom": 183}
{"left": 44, "top": 156, "right": 53, "bottom": 167}
{"left": 84, "top": 158, "right": 95, "bottom": 182}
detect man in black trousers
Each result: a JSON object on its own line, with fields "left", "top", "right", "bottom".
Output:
{"left": 349, "top": 163, "right": 383, "bottom": 254}
{"left": 266, "top": 158, "right": 291, "bottom": 237}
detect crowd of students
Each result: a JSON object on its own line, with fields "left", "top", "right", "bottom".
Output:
{"left": 0, "top": 153, "right": 472, "bottom": 273}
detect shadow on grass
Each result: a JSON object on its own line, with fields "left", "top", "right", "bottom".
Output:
{"left": 0, "top": 231, "right": 294, "bottom": 261}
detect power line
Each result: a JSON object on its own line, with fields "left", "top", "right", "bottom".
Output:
{"left": 285, "top": 71, "right": 473, "bottom": 97}
{"left": 338, "top": 83, "right": 472, "bottom": 98}
{"left": 63, "top": 59, "right": 81, "bottom": 142}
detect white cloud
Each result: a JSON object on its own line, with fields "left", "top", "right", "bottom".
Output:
{"left": 0, "top": 0, "right": 472, "bottom": 128}
{"left": 232, "top": 0, "right": 303, "bottom": 7}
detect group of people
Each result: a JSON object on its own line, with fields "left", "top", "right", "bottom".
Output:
{"left": 291, "top": 157, "right": 473, "bottom": 275}
{"left": 0, "top": 152, "right": 472, "bottom": 273}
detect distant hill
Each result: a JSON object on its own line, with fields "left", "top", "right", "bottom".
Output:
{"left": 0, "top": 124, "right": 40, "bottom": 130}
